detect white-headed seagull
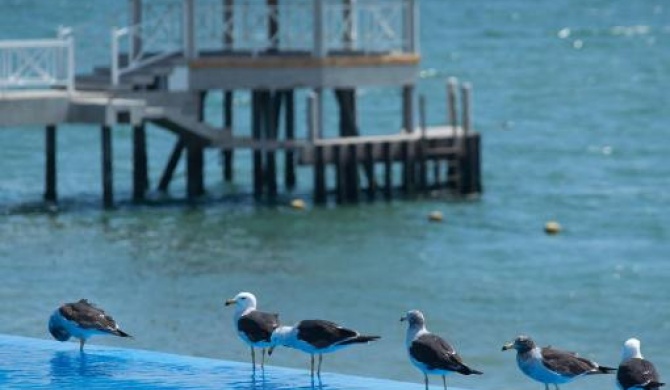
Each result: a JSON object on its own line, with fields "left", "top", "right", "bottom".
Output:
{"left": 617, "top": 338, "right": 664, "bottom": 390}
{"left": 269, "top": 319, "right": 380, "bottom": 378}
{"left": 225, "top": 292, "right": 279, "bottom": 371}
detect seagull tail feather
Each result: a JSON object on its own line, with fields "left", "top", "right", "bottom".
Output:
{"left": 338, "top": 335, "right": 381, "bottom": 346}
{"left": 643, "top": 381, "right": 665, "bottom": 389}
{"left": 112, "top": 328, "right": 132, "bottom": 338}
{"left": 458, "top": 366, "right": 483, "bottom": 375}
{"left": 595, "top": 365, "right": 616, "bottom": 374}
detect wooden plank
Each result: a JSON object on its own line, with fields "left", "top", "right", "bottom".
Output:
{"left": 189, "top": 53, "right": 421, "bottom": 69}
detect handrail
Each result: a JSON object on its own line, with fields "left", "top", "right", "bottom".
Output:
{"left": 0, "top": 28, "right": 75, "bottom": 92}
{"left": 111, "top": 1, "right": 183, "bottom": 85}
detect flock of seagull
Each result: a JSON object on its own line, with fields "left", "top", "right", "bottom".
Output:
{"left": 48, "top": 294, "right": 663, "bottom": 390}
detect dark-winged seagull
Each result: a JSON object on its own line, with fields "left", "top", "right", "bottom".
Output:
{"left": 617, "top": 338, "right": 664, "bottom": 390}
{"left": 502, "top": 335, "right": 615, "bottom": 390}
{"left": 401, "top": 310, "right": 483, "bottom": 390}
{"left": 268, "top": 319, "right": 380, "bottom": 377}
{"left": 48, "top": 299, "right": 131, "bottom": 351}
{"left": 225, "top": 291, "right": 279, "bottom": 371}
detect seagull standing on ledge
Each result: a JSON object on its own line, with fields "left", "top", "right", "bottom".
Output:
{"left": 268, "top": 319, "right": 380, "bottom": 378}
{"left": 617, "top": 338, "right": 664, "bottom": 390}
{"left": 225, "top": 292, "right": 279, "bottom": 371}
{"left": 401, "top": 310, "right": 483, "bottom": 390}
{"left": 48, "top": 299, "right": 131, "bottom": 351}
{"left": 502, "top": 335, "right": 615, "bottom": 390}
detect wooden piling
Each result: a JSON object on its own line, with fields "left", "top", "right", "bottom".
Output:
{"left": 132, "top": 123, "right": 148, "bottom": 202}
{"left": 44, "top": 124, "right": 57, "bottom": 203}
{"left": 417, "top": 95, "right": 427, "bottom": 192}
{"left": 284, "top": 90, "right": 296, "bottom": 189}
{"left": 101, "top": 125, "right": 113, "bottom": 208}
{"left": 252, "top": 91, "right": 264, "bottom": 199}
{"left": 402, "top": 85, "right": 414, "bottom": 133}
{"left": 461, "top": 82, "right": 472, "bottom": 134}
{"left": 186, "top": 141, "right": 204, "bottom": 199}
{"left": 364, "top": 143, "right": 375, "bottom": 201}
{"left": 383, "top": 142, "right": 392, "bottom": 200}
{"left": 223, "top": 90, "right": 234, "bottom": 181}
{"left": 314, "top": 145, "right": 326, "bottom": 204}
{"left": 334, "top": 145, "right": 345, "bottom": 204}
{"left": 347, "top": 143, "right": 359, "bottom": 203}
{"left": 265, "top": 91, "right": 278, "bottom": 199}
{"left": 447, "top": 77, "right": 458, "bottom": 128}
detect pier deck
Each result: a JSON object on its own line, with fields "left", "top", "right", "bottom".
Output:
{"left": 0, "top": 0, "right": 482, "bottom": 208}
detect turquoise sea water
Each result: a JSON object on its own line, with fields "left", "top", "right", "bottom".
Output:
{"left": 1, "top": 1, "right": 669, "bottom": 390}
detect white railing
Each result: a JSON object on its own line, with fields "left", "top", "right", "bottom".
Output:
{"left": 111, "top": 1, "right": 182, "bottom": 85}
{"left": 324, "top": 0, "right": 410, "bottom": 53}
{"left": 196, "top": 0, "right": 314, "bottom": 53}
{"left": 0, "top": 27, "right": 75, "bottom": 92}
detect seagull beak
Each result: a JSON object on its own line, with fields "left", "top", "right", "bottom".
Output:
{"left": 224, "top": 299, "right": 236, "bottom": 306}
{"left": 502, "top": 342, "right": 515, "bottom": 351}
{"left": 400, "top": 316, "right": 407, "bottom": 322}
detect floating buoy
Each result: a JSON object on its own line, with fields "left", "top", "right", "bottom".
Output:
{"left": 544, "top": 221, "right": 562, "bottom": 235}
{"left": 428, "top": 210, "right": 444, "bottom": 222}
{"left": 290, "top": 198, "right": 306, "bottom": 210}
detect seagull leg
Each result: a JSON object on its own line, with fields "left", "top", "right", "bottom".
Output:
{"left": 442, "top": 375, "right": 447, "bottom": 390}
{"left": 554, "top": 385, "right": 560, "bottom": 390}
{"left": 251, "top": 347, "right": 256, "bottom": 372}
{"left": 310, "top": 354, "right": 315, "bottom": 378}
{"left": 424, "top": 374, "right": 429, "bottom": 390}
{"left": 79, "top": 338, "right": 85, "bottom": 352}
{"left": 317, "top": 354, "right": 323, "bottom": 377}
{"left": 261, "top": 348, "right": 266, "bottom": 369}
{"left": 544, "top": 384, "right": 549, "bottom": 390}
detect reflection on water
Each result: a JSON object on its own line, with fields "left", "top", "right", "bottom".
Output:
{"left": 3, "top": 335, "right": 417, "bottom": 389}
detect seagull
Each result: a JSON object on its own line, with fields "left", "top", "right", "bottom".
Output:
{"left": 268, "top": 319, "right": 380, "bottom": 377}
{"left": 225, "top": 292, "right": 279, "bottom": 371}
{"left": 502, "top": 335, "right": 615, "bottom": 390}
{"left": 48, "top": 299, "right": 131, "bottom": 351}
{"left": 401, "top": 310, "right": 483, "bottom": 390}
{"left": 617, "top": 338, "right": 664, "bottom": 390}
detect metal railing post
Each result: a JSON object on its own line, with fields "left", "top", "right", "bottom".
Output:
{"left": 66, "top": 35, "right": 75, "bottom": 93}
{"left": 111, "top": 28, "right": 120, "bottom": 85}
{"left": 313, "top": 0, "right": 325, "bottom": 57}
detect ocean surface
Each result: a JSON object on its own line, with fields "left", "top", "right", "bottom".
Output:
{"left": 1, "top": 1, "right": 669, "bottom": 389}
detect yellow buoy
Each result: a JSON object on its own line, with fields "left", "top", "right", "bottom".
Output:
{"left": 290, "top": 198, "right": 306, "bottom": 210}
{"left": 428, "top": 210, "right": 444, "bottom": 222}
{"left": 544, "top": 221, "right": 562, "bottom": 235}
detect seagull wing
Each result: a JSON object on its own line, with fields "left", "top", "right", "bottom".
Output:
{"left": 60, "top": 299, "right": 129, "bottom": 336}
{"left": 540, "top": 347, "right": 598, "bottom": 377}
{"left": 411, "top": 333, "right": 479, "bottom": 374}
{"left": 297, "top": 320, "right": 357, "bottom": 349}
{"left": 238, "top": 310, "right": 279, "bottom": 343}
{"left": 617, "top": 358, "right": 663, "bottom": 390}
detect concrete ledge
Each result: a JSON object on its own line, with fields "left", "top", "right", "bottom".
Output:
{"left": 0, "top": 334, "right": 467, "bottom": 389}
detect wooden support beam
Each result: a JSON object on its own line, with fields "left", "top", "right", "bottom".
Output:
{"left": 132, "top": 124, "right": 149, "bottom": 202}
{"left": 223, "top": 90, "right": 234, "bottom": 181}
{"left": 157, "top": 138, "right": 185, "bottom": 192}
{"left": 314, "top": 145, "right": 326, "bottom": 204}
{"left": 383, "top": 142, "right": 392, "bottom": 200}
{"left": 265, "top": 90, "right": 279, "bottom": 199}
{"left": 252, "top": 91, "right": 264, "bottom": 199}
{"left": 101, "top": 125, "right": 114, "bottom": 208}
{"left": 364, "top": 143, "right": 375, "bottom": 201}
{"left": 284, "top": 90, "right": 296, "bottom": 189}
{"left": 334, "top": 144, "right": 345, "bottom": 204}
{"left": 186, "top": 141, "right": 204, "bottom": 199}
{"left": 347, "top": 143, "right": 360, "bottom": 202}
{"left": 44, "top": 124, "right": 57, "bottom": 203}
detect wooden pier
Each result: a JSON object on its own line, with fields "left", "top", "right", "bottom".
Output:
{"left": 0, "top": 0, "right": 481, "bottom": 208}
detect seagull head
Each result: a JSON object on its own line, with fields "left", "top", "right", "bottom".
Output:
{"left": 225, "top": 292, "right": 257, "bottom": 312}
{"left": 622, "top": 338, "right": 643, "bottom": 361}
{"left": 268, "top": 326, "right": 293, "bottom": 356}
{"left": 48, "top": 310, "right": 71, "bottom": 342}
{"left": 400, "top": 310, "right": 425, "bottom": 328}
{"left": 502, "top": 335, "right": 536, "bottom": 353}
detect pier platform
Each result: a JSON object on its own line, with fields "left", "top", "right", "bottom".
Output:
{"left": 0, "top": 334, "right": 467, "bottom": 389}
